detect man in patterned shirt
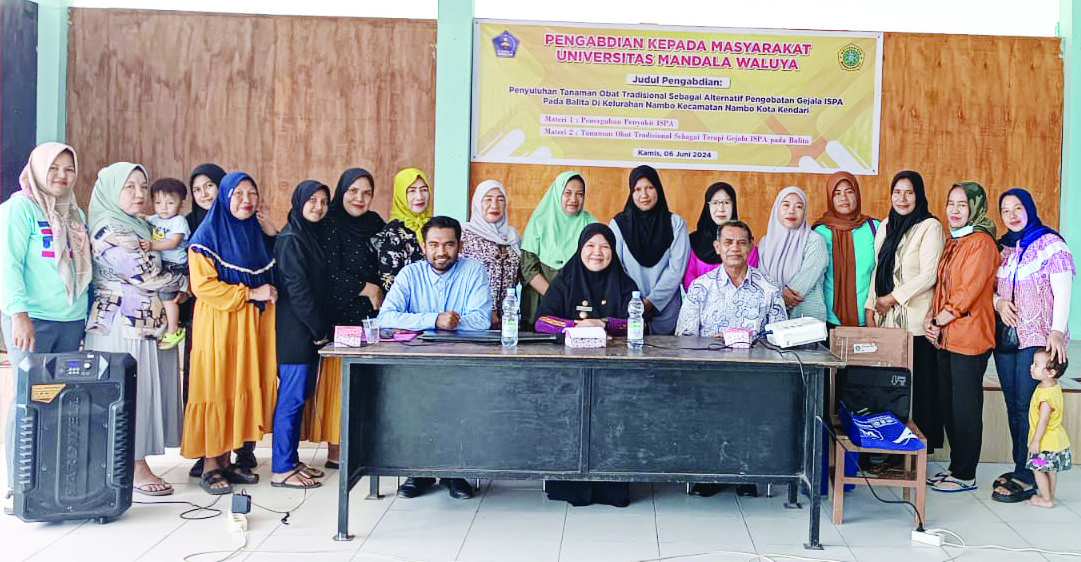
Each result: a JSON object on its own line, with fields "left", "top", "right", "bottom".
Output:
{"left": 675, "top": 220, "right": 787, "bottom": 338}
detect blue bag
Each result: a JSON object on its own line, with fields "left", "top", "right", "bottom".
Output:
{"left": 839, "top": 403, "right": 924, "bottom": 451}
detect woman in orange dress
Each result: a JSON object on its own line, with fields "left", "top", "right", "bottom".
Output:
{"left": 181, "top": 171, "right": 278, "bottom": 495}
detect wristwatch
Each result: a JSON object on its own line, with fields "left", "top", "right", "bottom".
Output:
{"left": 931, "top": 318, "right": 940, "bottom": 327}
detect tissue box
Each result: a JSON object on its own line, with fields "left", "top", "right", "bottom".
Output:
{"left": 334, "top": 325, "right": 365, "bottom": 347}
{"left": 721, "top": 327, "right": 755, "bottom": 348}
{"left": 564, "top": 326, "right": 607, "bottom": 348}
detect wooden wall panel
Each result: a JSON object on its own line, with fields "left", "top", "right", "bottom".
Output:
{"left": 67, "top": 9, "right": 435, "bottom": 225}
{"left": 67, "top": 13, "right": 1061, "bottom": 241}
{"left": 472, "top": 33, "right": 1064, "bottom": 239}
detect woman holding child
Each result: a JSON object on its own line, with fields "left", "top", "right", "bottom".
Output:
{"left": 84, "top": 162, "right": 188, "bottom": 496}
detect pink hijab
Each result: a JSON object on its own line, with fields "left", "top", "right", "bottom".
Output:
{"left": 17, "top": 142, "right": 92, "bottom": 304}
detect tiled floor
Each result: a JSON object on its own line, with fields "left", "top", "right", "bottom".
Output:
{"left": 2, "top": 447, "right": 1080, "bottom": 561}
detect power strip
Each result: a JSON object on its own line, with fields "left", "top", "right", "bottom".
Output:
{"left": 228, "top": 513, "right": 248, "bottom": 533}
{"left": 912, "top": 530, "right": 944, "bottom": 546}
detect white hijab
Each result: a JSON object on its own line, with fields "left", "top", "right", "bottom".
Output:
{"left": 463, "top": 180, "right": 521, "bottom": 255}
{"left": 758, "top": 186, "right": 811, "bottom": 288}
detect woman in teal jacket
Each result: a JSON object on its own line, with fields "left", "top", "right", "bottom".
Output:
{"left": 1, "top": 142, "right": 92, "bottom": 507}
{"left": 813, "top": 171, "right": 880, "bottom": 327}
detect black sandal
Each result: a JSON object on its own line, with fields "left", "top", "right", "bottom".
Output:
{"left": 199, "top": 469, "right": 233, "bottom": 495}
{"left": 991, "top": 479, "right": 1037, "bottom": 503}
{"left": 223, "top": 463, "right": 260, "bottom": 485}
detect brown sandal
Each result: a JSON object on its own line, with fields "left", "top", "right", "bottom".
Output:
{"left": 271, "top": 467, "right": 322, "bottom": 489}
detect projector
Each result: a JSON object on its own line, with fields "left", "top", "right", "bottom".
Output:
{"left": 765, "top": 316, "right": 828, "bottom": 348}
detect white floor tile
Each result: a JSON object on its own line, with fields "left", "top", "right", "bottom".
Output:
{"left": 656, "top": 542, "right": 757, "bottom": 562}
{"left": 365, "top": 508, "right": 476, "bottom": 542}
{"left": 742, "top": 513, "right": 844, "bottom": 546}
{"left": 756, "top": 542, "right": 857, "bottom": 562}
{"left": 561, "top": 511, "right": 656, "bottom": 544}
{"left": 558, "top": 539, "right": 659, "bottom": 562}
{"left": 465, "top": 510, "right": 566, "bottom": 542}
{"left": 457, "top": 538, "right": 561, "bottom": 562}
{"left": 0, "top": 519, "right": 87, "bottom": 561}
{"left": 654, "top": 513, "right": 752, "bottom": 546}
{"left": 1004, "top": 522, "right": 1081, "bottom": 553}
{"left": 359, "top": 536, "right": 464, "bottom": 562}
{"left": 848, "top": 545, "right": 949, "bottom": 562}
{"left": 476, "top": 487, "right": 568, "bottom": 514}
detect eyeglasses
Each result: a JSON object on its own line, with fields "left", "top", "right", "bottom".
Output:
{"left": 708, "top": 200, "right": 732, "bottom": 208}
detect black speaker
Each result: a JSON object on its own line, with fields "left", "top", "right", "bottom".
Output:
{"left": 12, "top": 351, "right": 136, "bottom": 523}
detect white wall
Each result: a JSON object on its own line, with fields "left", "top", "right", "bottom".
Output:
{"left": 68, "top": 0, "right": 1061, "bottom": 37}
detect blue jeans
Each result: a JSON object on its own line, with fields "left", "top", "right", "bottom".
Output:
{"left": 2, "top": 314, "right": 86, "bottom": 489}
{"left": 271, "top": 362, "right": 317, "bottom": 473}
{"left": 993, "top": 347, "right": 1041, "bottom": 486}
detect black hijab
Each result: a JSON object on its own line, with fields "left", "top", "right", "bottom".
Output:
{"left": 329, "top": 168, "right": 386, "bottom": 240}
{"left": 875, "top": 170, "right": 935, "bottom": 297}
{"left": 688, "top": 182, "right": 737, "bottom": 265}
{"left": 613, "top": 165, "right": 674, "bottom": 268}
{"left": 538, "top": 223, "right": 640, "bottom": 320}
{"left": 280, "top": 180, "right": 330, "bottom": 267}
{"left": 186, "top": 163, "right": 226, "bottom": 233}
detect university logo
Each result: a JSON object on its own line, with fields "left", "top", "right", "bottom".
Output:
{"left": 493, "top": 30, "right": 519, "bottom": 58}
{"left": 838, "top": 44, "right": 864, "bottom": 71}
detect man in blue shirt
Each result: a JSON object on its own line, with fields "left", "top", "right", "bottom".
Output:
{"left": 378, "top": 216, "right": 491, "bottom": 499}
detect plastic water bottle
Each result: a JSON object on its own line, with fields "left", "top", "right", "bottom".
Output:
{"left": 627, "top": 291, "right": 645, "bottom": 350}
{"left": 501, "top": 288, "right": 519, "bottom": 347}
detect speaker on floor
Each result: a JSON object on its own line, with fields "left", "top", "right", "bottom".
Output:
{"left": 12, "top": 351, "right": 136, "bottom": 523}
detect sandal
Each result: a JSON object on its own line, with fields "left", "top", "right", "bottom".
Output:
{"left": 271, "top": 467, "right": 322, "bottom": 489}
{"left": 992, "top": 479, "right": 1037, "bottom": 503}
{"left": 931, "top": 475, "right": 977, "bottom": 493}
{"left": 223, "top": 463, "right": 260, "bottom": 485}
{"left": 200, "top": 469, "right": 233, "bottom": 496}
{"left": 298, "top": 464, "right": 325, "bottom": 479}
{"left": 158, "top": 328, "right": 186, "bottom": 350}
{"left": 189, "top": 458, "right": 205, "bottom": 478}
{"left": 134, "top": 479, "right": 174, "bottom": 496}
{"left": 926, "top": 471, "right": 949, "bottom": 486}
{"left": 325, "top": 460, "right": 340, "bottom": 470}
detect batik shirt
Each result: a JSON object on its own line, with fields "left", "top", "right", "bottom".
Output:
{"left": 996, "top": 233, "right": 1075, "bottom": 348}
{"left": 675, "top": 266, "right": 787, "bottom": 338}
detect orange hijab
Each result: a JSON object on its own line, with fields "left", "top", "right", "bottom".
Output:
{"left": 813, "top": 171, "right": 871, "bottom": 326}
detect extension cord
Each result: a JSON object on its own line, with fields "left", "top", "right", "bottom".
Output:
{"left": 912, "top": 529, "right": 944, "bottom": 546}
{"left": 228, "top": 513, "right": 248, "bottom": 533}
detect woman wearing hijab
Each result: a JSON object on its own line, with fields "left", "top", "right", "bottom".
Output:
{"left": 537, "top": 224, "right": 638, "bottom": 506}
{"left": 273, "top": 180, "right": 332, "bottom": 489}
{"left": 609, "top": 165, "right": 690, "bottom": 335}
{"left": 536, "top": 223, "right": 639, "bottom": 335}
{"left": 683, "top": 182, "right": 738, "bottom": 290}
{"left": 1, "top": 143, "right": 92, "bottom": 506}
{"left": 864, "top": 171, "right": 945, "bottom": 453}
{"left": 182, "top": 172, "right": 279, "bottom": 495}
{"left": 372, "top": 167, "right": 430, "bottom": 292}
{"left": 184, "top": 163, "right": 259, "bottom": 478}
{"left": 462, "top": 180, "right": 521, "bottom": 326}
{"left": 520, "top": 171, "right": 596, "bottom": 326}
{"left": 758, "top": 187, "right": 828, "bottom": 321}
{"left": 924, "top": 182, "right": 1000, "bottom": 493}
{"left": 990, "top": 188, "right": 1074, "bottom": 502}
{"left": 187, "top": 163, "right": 225, "bottom": 234}
{"left": 813, "top": 172, "right": 880, "bottom": 327}
{"left": 302, "top": 168, "right": 386, "bottom": 469}
{"left": 83, "top": 162, "right": 188, "bottom": 496}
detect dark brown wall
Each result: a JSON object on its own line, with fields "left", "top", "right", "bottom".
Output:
{"left": 67, "top": 9, "right": 436, "bottom": 223}
{"left": 67, "top": 12, "right": 1062, "bottom": 238}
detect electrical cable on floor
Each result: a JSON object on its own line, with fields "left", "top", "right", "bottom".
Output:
{"left": 930, "top": 527, "right": 1081, "bottom": 559}
{"left": 133, "top": 493, "right": 224, "bottom": 520}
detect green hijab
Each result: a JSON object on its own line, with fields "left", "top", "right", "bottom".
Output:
{"left": 521, "top": 171, "right": 597, "bottom": 269}
{"left": 88, "top": 162, "right": 153, "bottom": 238}
{"left": 950, "top": 181, "right": 996, "bottom": 239}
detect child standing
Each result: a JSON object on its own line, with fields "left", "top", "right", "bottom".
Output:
{"left": 1027, "top": 349, "right": 1072, "bottom": 508}
{"left": 139, "top": 178, "right": 190, "bottom": 350}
